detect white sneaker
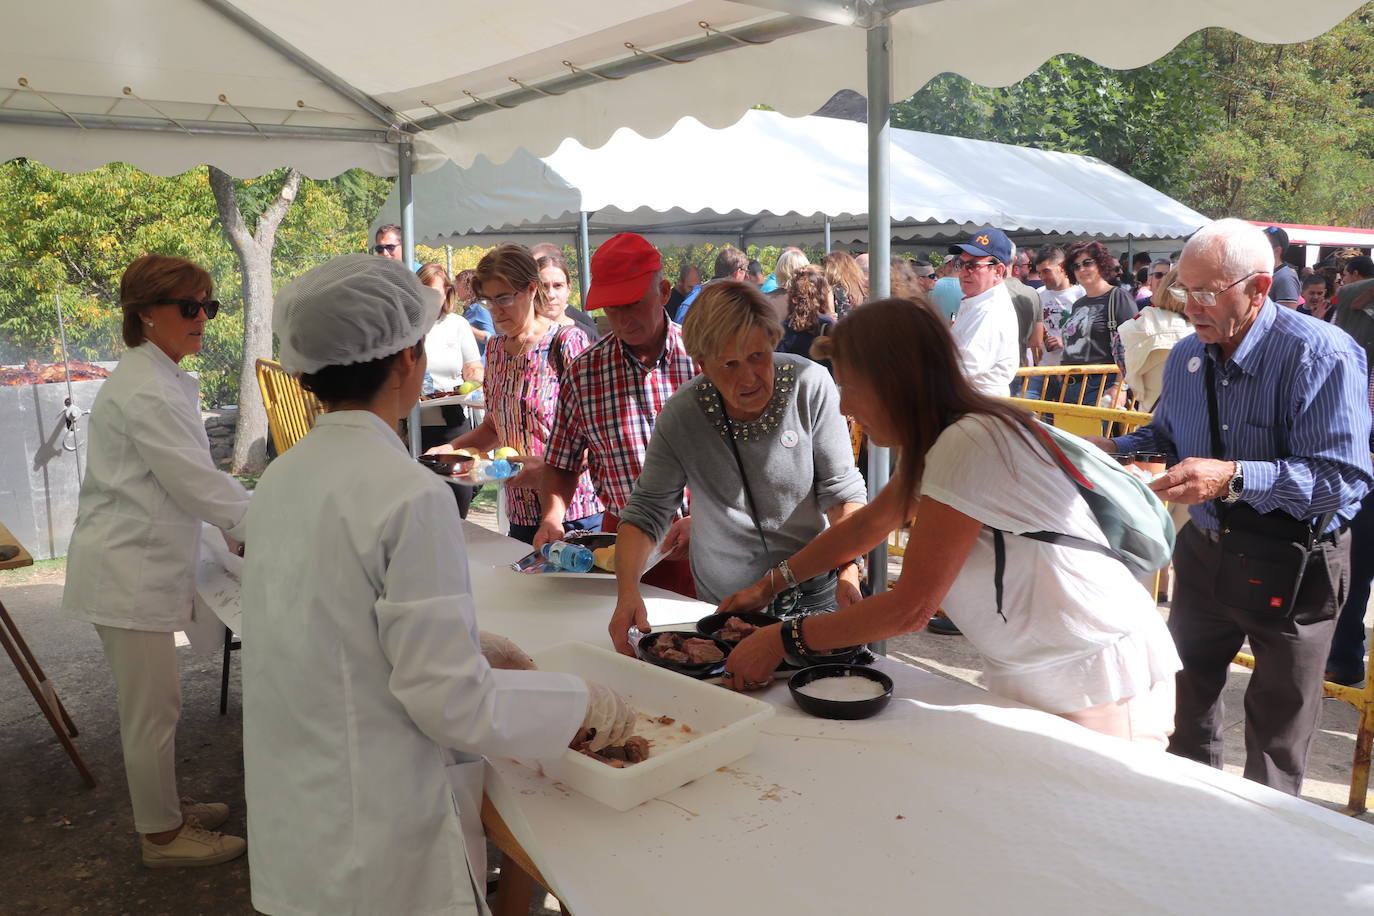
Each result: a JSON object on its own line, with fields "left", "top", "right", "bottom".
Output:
{"left": 141, "top": 816, "right": 246, "bottom": 869}
{"left": 179, "top": 797, "right": 230, "bottom": 830}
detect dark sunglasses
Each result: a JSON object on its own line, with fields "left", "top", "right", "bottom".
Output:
{"left": 150, "top": 298, "right": 220, "bottom": 319}
{"left": 373, "top": 243, "right": 400, "bottom": 254}
{"left": 1151, "top": 271, "right": 1167, "bottom": 279}
{"left": 1072, "top": 258, "right": 1097, "bottom": 270}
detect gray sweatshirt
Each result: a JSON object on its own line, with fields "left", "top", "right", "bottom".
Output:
{"left": 618, "top": 354, "right": 867, "bottom": 603}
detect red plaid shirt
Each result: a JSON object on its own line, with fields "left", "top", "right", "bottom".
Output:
{"left": 546, "top": 323, "right": 695, "bottom": 517}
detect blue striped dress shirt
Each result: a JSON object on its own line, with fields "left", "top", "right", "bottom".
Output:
{"left": 1113, "top": 300, "right": 1373, "bottom": 532}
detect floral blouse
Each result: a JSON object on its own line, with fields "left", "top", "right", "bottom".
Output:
{"left": 484, "top": 324, "right": 603, "bottom": 525}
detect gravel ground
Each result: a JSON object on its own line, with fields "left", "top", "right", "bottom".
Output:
{"left": 2, "top": 514, "right": 1369, "bottom": 914}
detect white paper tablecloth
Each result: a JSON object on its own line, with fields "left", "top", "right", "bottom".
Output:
{"left": 462, "top": 522, "right": 1374, "bottom": 915}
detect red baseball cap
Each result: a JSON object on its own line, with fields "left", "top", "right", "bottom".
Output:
{"left": 587, "top": 233, "right": 662, "bottom": 309}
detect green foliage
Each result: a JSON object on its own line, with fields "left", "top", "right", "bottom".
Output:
{"left": 0, "top": 161, "right": 392, "bottom": 404}
{"left": 891, "top": 35, "right": 1219, "bottom": 198}
{"left": 890, "top": 5, "right": 1374, "bottom": 226}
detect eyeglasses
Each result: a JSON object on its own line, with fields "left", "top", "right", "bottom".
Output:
{"left": 148, "top": 298, "right": 220, "bottom": 319}
{"left": 1167, "top": 270, "right": 1262, "bottom": 307}
{"left": 957, "top": 259, "right": 999, "bottom": 272}
{"left": 1151, "top": 271, "right": 1168, "bottom": 279}
{"left": 1072, "top": 258, "right": 1097, "bottom": 271}
{"left": 484, "top": 293, "right": 520, "bottom": 309}
{"left": 917, "top": 272, "right": 936, "bottom": 280}
{"left": 373, "top": 243, "right": 399, "bottom": 255}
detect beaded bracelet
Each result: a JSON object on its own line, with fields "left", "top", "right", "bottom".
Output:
{"left": 779, "top": 618, "right": 810, "bottom": 667}
{"left": 795, "top": 615, "right": 814, "bottom": 655}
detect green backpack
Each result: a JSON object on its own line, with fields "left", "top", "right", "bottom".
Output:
{"left": 985, "top": 419, "right": 1175, "bottom": 621}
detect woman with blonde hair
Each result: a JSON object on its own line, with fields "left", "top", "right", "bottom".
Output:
{"left": 823, "top": 251, "right": 866, "bottom": 317}
{"left": 1117, "top": 265, "right": 1191, "bottom": 412}
{"left": 428, "top": 244, "right": 602, "bottom": 543}
{"left": 608, "top": 281, "right": 865, "bottom": 657}
{"left": 718, "top": 298, "right": 1180, "bottom": 746}
{"left": 765, "top": 247, "right": 812, "bottom": 320}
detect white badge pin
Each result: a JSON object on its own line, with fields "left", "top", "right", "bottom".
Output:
{"left": 1187, "top": 356, "right": 1202, "bottom": 373}
{"left": 780, "top": 430, "right": 799, "bottom": 448}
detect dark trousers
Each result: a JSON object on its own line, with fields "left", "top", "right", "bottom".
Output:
{"left": 1168, "top": 523, "right": 1349, "bottom": 795}
{"left": 1327, "top": 489, "right": 1374, "bottom": 683}
{"left": 507, "top": 512, "right": 603, "bottom": 546}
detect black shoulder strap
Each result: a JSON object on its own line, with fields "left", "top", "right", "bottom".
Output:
{"left": 717, "top": 389, "right": 772, "bottom": 557}
{"left": 992, "top": 530, "right": 1008, "bottom": 623}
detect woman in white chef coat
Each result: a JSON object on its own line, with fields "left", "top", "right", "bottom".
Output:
{"left": 62, "top": 254, "right": 250, "bottom": 868}
{"left": 240, "top": 254, "right": 633, "bottom": 916}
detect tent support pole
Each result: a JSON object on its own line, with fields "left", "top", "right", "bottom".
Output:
{"left": 1126, "top": 234, "right": 1134, "bottom": 284}
{"left": 865, "top": 21, "right": 892, "bottom": 625}
{"left": 445, "top": 245, "right": 453, "bottom": 275}
{"left": 577, "top": 212, "right": 592, "bottom": 307}
{"left": 400, "top": 143, "right": 422, "bottom": 457}
{"left": 823, "top": 216, "right": 832, "bottom": 254}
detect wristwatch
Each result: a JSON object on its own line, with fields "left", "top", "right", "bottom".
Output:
{"left": 1222, "top": 463, "right": 1244, "bottom": 503}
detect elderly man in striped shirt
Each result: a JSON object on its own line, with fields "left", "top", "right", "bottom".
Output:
{"left": 1089, "top": 218, "right": 1372, "bottom": 795}
{"left": 537, "top": 233, "right": 698, "bottom": 595}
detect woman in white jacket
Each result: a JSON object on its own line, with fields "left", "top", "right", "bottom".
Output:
{"left": 62, "top": 254, "right": 251, "bottom": 867}
{"left": 240, "top": 255, "right": 633, "bottom": 916}
{"left": 1118, "top": 267, "right": 1192, "bottom": 412}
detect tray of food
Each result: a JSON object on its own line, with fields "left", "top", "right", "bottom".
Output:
{"left": 531, "top": 642, "right": 774, "bottom": 811}
{"left": 420, "top": 382, "right": 484, "bottom": 410}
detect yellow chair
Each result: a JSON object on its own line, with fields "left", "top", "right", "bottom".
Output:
{"left": 255, "top": 358, "right": 323, "bottom": 455}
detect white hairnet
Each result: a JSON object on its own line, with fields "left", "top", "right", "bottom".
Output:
{"left": 274, "top": 253, "right": 441, "bottom": 374}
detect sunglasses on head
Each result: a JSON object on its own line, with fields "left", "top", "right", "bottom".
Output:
{"left": 373, "top": 243, "right": 400, "bottom": 254}
{"left": 148, "top": 298, "right": 220, "bottom": 319}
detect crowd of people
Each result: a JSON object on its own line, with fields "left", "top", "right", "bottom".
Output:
{"left": 57, "top": 214, "right": 1373, "bottom": 914}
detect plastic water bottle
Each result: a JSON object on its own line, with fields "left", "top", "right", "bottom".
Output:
{"left": 466, "top": 458, "right": 517, "bottom": 484}
{"left": 422, "top": 371, "right": 436, "bottom": 396}
{"left": 541, "top": 540, "right": 595, "bottom": 573}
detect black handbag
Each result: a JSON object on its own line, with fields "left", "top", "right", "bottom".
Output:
{"left": 1204, "top": 360, "right": 1334, "bottom": 620}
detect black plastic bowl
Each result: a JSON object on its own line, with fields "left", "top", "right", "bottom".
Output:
{"left": 789, "top": 664, "right": 894, "bottom": 720}
{"left": 695, "top": 611, "right": 780, "bottom": 645}
{"left": 635, "top": 631, "right": 732, "bottom": 678}
{"left": 417, "top": 453, "right": 473, "bottom": 476}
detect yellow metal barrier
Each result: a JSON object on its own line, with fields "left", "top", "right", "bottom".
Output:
{"left": 255, "top": 358, "right": 323, "bottom": 455}
{"left": 1011, "top": 364, "right": 1123, "bottom": 406}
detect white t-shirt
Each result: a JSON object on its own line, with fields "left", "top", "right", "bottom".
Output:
{"left": 1037, "top": 284, "right": 1084, "bottom": 367}
{"left": 919, "top": 413, "right": 1180, "bottom": 713}
{"left": 426, "top": 312, "right": 480, "bottom": 389}
{"left": 422, "top": 312, "right": 481, "bottom": 426}
{"left": 950, "top": 283, "right": 1019, "bottom": 395}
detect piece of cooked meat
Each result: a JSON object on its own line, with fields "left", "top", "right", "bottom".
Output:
{"left": 716, "top": 616, "right": 760, "bottom": 641}
{"left": 622, "top": 736, "right": 651, "bottom": 763}
{"left": 682, "top": 638, "right": 724, "bottom": 664}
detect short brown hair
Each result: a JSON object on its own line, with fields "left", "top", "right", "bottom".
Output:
{"left": 681, "top": 281, "right": 782, "bottom": 361}
{"left": 712, "top": 246, "right": 749, "bottom": 280}
{"left": 118, "top": 254, "right": 212, "bottom": 347}
{"left": 473, "top": 244, "right": 546, "bottom": 311}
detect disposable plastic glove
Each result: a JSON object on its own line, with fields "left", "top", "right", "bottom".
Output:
{"left": 478, "top": 632, "right": 537, "bottom": 671}
{"left": 579, "top": 681, "right": 637, "bottom": 752}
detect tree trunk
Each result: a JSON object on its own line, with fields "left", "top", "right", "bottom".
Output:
{"left": 207, "top": 166, "right": 300, "bottom": 475}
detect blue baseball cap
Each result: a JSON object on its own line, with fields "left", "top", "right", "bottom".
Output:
{"left": 948, "top": 227, "right": 1012, "bottom": 265}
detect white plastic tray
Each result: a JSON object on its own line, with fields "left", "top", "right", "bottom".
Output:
{"left": 531, "top": 642, "right": 774, "bottom": 811}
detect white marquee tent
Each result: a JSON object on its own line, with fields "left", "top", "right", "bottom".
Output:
{"left": 4, "top": 0, "right": 1367, "bottom": 581}
{"left": 372, "top": 108, "right": 1211, "bottom": 251}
